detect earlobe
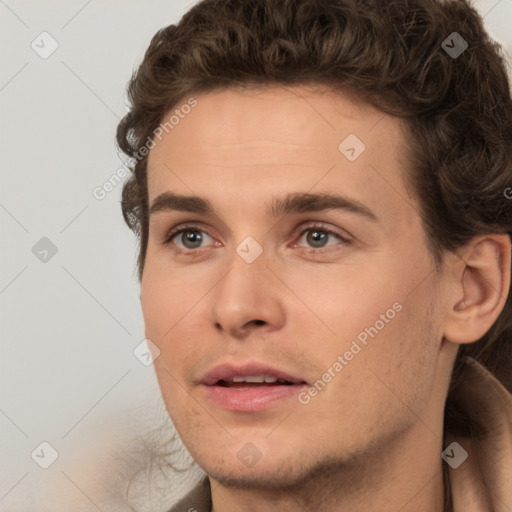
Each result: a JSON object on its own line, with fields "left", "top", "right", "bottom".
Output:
{"left": 443, "top": 234, "right": 511, "bottom": 345}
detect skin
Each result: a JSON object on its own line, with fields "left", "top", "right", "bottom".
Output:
{"left": 141, "top": 85, "right": 510, "bottom": 512}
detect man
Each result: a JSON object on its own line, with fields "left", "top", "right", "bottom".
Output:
{"left": 116, "top": 0, "right": 512, "bottom": 510}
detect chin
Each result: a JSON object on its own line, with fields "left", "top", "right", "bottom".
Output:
{"left": 196, "top": 445, "right": 350, "bottom": 490}
{"left": 204, "top": 460, "right": 309, "bottom": 490}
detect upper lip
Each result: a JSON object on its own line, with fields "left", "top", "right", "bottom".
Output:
{"left": 200, "top": 362, "right": 307, "bottom": 386}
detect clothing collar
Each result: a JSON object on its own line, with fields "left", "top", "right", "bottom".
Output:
{"left": 446, "top": 357, "right": 512, "bottom": 511}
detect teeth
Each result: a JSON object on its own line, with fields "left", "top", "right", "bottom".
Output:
{"left": 230, "top": 375, "right": 279, "bottom": 383}
{"left": 244, "top": 375, "right": 264, "bottom": 383}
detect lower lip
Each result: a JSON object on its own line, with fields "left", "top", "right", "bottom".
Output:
{"left": 201, "top": 383, "right": 307, "bottom": 412}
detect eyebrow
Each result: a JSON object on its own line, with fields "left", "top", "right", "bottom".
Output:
{"left": 149, "top": 192, "right": 378, "bottom": 222}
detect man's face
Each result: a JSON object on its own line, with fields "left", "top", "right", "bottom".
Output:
{"left": 142, "top": 86, "right": 450, "bottom": 487}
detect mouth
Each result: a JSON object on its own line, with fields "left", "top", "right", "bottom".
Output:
{"left": 199, "top": 363, "right": 308, "bottom": 412}
{"left": 216, "top": 375, "right": 299, "bottom": 389}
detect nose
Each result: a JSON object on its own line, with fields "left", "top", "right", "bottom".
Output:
{"left": 210, "top": 250, "right": 286, "bottom": 339}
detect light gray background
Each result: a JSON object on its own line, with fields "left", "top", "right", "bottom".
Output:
{"left": 1, "top": 1, "right": 511, "bottom": 510}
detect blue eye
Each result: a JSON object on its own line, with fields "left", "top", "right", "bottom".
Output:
{"left": 298, "top": 228, "right": 344, "bottom": 248}
{"left": 168, "top": 228, "right": 214, "bottom": 249}
{"left": 163, "top": 223, "right": 351, "bottom": 254}
{"left": 293, "top": 222, "right": 352, "bottom": 251}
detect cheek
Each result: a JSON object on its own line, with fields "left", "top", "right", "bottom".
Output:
{"left": 326, "top": 291, "right": 439, "bottom": 431}
{"left": 140, "top": 276, "right": 188, "bottom": 406}
{"left": 278, "top": 259, "right": 405, "bottom": 349}
{"left": 287, "top": 253, "right": 440, "bottom": 405}
{"left": 152, "top": 360, "right": 212, "bottom": 449}
{"left": 140, "top": 254, "right": 207, "bottom": 340}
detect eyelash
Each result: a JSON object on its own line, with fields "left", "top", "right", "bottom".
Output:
{"left": 162, "top": 222, "right": 352, "bottom": 254}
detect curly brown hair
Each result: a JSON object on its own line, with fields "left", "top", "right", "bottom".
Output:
{"left": 116, "top": 0, "right": 512, "bottom": 507}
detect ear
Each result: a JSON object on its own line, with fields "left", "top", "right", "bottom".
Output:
{"left": 443, "top": 234, "right": 511, "bottom": 345}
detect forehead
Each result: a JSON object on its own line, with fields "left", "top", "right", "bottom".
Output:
{"left": 148, "top": 85, "right": 401, "bottom": 163}
{"left": 146, "top": 85, "right": 414, "bottom": 226}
